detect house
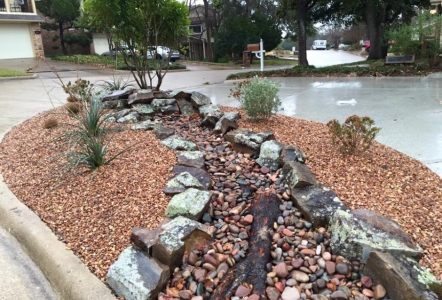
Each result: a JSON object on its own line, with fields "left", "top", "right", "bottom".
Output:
{"left": 431, "top": 0, "right": 442, "bottom": 14}
{"left": 0, "top": 0, "right": 44, "bottom": 59}
{"left": 183, "top": 5, "right": 216, "bottom": 60}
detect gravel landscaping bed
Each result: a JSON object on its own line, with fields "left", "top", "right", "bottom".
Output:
{"left": 0, "top": 104, "right": 441, "bottom": 287}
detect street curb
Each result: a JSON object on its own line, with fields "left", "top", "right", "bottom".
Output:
{"left": 0, "top": 74, "right": 38, "bottom": 81}
{"left": 0, "top": 129, "right": 116, "bottom": 300}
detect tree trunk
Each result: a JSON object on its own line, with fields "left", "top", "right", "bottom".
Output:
{"left": 210, "top": 192, "right": 281, "bottom": 300}
{"left": 203, "top": 0, "right": 213, "bottom": 61}
{"left": 59, "top": 21, "right": 67, "bottom": 55}
{"left": 366, "top": 0, "right": 386, "bottom": 60}
{"left": 297, "top": 0, "right": 309, "bottom": 66}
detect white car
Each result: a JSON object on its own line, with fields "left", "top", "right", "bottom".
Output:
{"left": 146, "top": 46, "right": 180, "bottom": 62}
{"left": 312, "top": 40, "right": 327, "bottom": 50}
{"left": 338, "top": 44, "right": 349, "bottom": 50}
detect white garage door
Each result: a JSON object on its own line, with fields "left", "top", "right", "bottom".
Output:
{"left": 93, "top": 33, "right": 109, "bottom": 55}
{"left": 0, "top": 23, "right": 34, "bottom": 59}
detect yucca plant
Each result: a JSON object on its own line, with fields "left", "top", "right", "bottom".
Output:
{"left": 98, "top": 75, "right": 135, "bottom": 92}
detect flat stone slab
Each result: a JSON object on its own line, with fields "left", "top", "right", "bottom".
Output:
{"left": 128, "top": 90, "right": 155, "bottom": 105}
{"left": 165, "top": 188, "right": 210, "bottom": 220}
{"left": 107, "top": 246, "right": 170, "bottom": 300}
{"left": 364, "top": 251, "right": 441, "bottom": 300}
{"left": 117, "top": 111, "right": 139, "bottom": 124}
{"left": 131, "top": 120, "right": 158, "bottom": 131}
{"left": 153, "top": 125, "right": 175, "bottom": 140}
{"left": 224, "top": 129, "right": 275, "bottom": 155}
{"left": 177, "top": 151, "right": 205, "bottom": 169}
{"left": 101, "top": 89, "right": 133, "bottom": 101}
{"left": 330, "top": 210, "right": 424, "bottom": 262}
{"left": 170, "top": 165, "right": 211, "bottom": 190}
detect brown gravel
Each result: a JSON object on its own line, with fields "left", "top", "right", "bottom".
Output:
{"left": 0, "top": 105, "right": 441, "bottom": 283}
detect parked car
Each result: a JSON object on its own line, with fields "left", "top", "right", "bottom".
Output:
{"left": 101, "top": 45, "right": 139, "bottom": 57}
{"left": 362, "top": 40, "right": 370, "bottom": 52}
{"left": 146, "top": 46, "right": 180, "bottom": 62}
{"left": 338, "top": 44, "right": 349, "bottom": 50}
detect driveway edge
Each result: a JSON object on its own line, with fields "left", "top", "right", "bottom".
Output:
{"left": 0, "top": 129, "right": 116, "bottom": 300}
{"left": 0, "top": 74, "right": 37, "bottom": 81}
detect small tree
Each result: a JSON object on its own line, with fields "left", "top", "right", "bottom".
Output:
{"left": 36, "top": 0, "right": 81, "bottom": 55}
{"left": 82, "top": 0, "right": 189, "bottom": 90}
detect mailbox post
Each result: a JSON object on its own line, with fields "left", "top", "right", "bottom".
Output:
{"left": 246, "top": 39, "right": 265, "bottom": 71}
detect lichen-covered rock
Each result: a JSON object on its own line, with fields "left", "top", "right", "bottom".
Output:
{"left": 117, "top": 111, "right": 139, "bottom": 124}
{"left": 131, "top": 120, "right": 158, "bottom": 131}
{"left": 101, "top": 100, "right": 119, "bottom": 109}
{"left": 281, "top": 161, "right": 317, "bottom": 189}
{"left": 190, "top": 91, "right": 212, "bottom": 108}
{"left": 163, "top": 172, "right": 204, "bottom": 195}
{"left": 151, "top": 216, "right": 213, "bottom": 270}
{"left": 281, "top": 145, "right": 307, "bottom": 164}
{"left": 106, "top": 246, "right": 170, "bottom": 300}
{"left": 161, "top": 135, "right": 197, "bottom": 151}
{"left": 165, "top": 188, "right": 210, "bottom": 220}
{"left": 177, "top": 151, "right": 205, "bottom": 169}
{"left": 128, "top": 90, "right": 154, "bottom": 105}
{"left": 256, "top": 140, "right": 284, "bottom": 171}
{"left": 153, "top": 125, "right": 175, "bottom": 140}
{"left": 220, "top": 118, "right": 239, "bottom": 135}
{"left": 115, "top": 109, "right": 132, "bottom": 120}
{"left": 131, "top": 104, "right": 155, "bottom": 116}
{"left": 151, "top": 99, "right": 179, "bottom": 115}
{"left": 213, "top": 112, "right": 241, "bottom": 133}
{"left": 330, "top": 210, "right": 424, "bottom": 262}
{"left": 364, "top": 252, "right": 441, "bottom": 300}
{"left": 290, "top": 184, "right": 350, "bottom": 228}
{"left": 176, "top": 99, "right": 197, "bottom": 116}
{"left": 224, "top": 129, "right": 275, "bottom": 155}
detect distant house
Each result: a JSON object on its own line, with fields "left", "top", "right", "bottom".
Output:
{"left": 184, "top": 5, "right": 216, "bottom": 60}
{"left": 431, "top": 0, "right": 442, "bottom": 14}
{"left": 0, "top": 0, "right": 44, "bottom": 59}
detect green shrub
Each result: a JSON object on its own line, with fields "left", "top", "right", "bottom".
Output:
{"left": 231, "top": 76, "right": 281, "bottom": 122}
{"left": 327, "top": 115, "right": 381, "bottom": 155}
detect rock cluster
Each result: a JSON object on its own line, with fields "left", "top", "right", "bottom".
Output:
{"left": 104, "top": 89, "right": 442, "bottom": 300}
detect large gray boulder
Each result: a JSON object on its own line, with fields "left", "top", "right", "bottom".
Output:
{"left": 256, "top": 140, "right": 285, "bottom": 171}
{"left": 128, "top": 90, "right": 155, "bottom": 105}
{"left": 281, "top": 161, "right": 317, "bottom": 189}
{"left": 163, "top": 171, "right": 204, "bottom": 195}
{"left": 224, "top": 129, "right": 275, "bottom": 155}
{"left": 153, "top": 125, "right": 175, "bottom": 140}
{"left": 169, "top": 90, "right": 192, "bottom": 100}
{"left": 364, "top": 252, "right": 441, "bottom": 300}
{"left": 165, "top": 188, "right": 211, "bottom": 220}
{"left": 290, "top": 184, "right": 350, "bottom": 228}
{"left": 280, "top": 145, "right": 307, "bottom": 164}
{"left": 151, "top": 99, "right": 179, "bottom": 115}
{"left": 151, "top": 216, "right": 213, "bottom": 270}
{"left": 176, "top": 99, "right": 197, "bottom": 116}
{"left": 329, "top": 209, "right": 424, "bottom": 262}
{"left": 177, "top": 151, "right": 205, "bottom": 169}
{"left": 213, "top": 112, "right": 241, "bottom": 133}
{"left": 131, "top": 104, "right": 155, "bottom": 116}
{"left": 161, "top": 135, "right": 197, "bottom": 151}
{"left": 117, "top": 111, "right": 140, "bottom": 124}
{"left": 106, "top": 246, "right": 170, "bottom": 300}
{"left": 190, "top": 91, "right": 212, "bottom": 108}
{"left": 198, "top": 104, "right": 223, "bottom": 128}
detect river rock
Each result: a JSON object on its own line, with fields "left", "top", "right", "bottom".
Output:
{"left": 281, "top": 287, "right": 301, "bottom": 300}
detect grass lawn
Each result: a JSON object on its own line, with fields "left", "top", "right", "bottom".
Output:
{"left": 182, "top": 57, "right": 297, "bottom": 67}
{"left": 0, "top": 68, "right": 29, "bottom": 77}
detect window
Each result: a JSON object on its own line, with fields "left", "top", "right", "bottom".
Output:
{"left": 189, "top": 25, "right": 202, "bottom": 34}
